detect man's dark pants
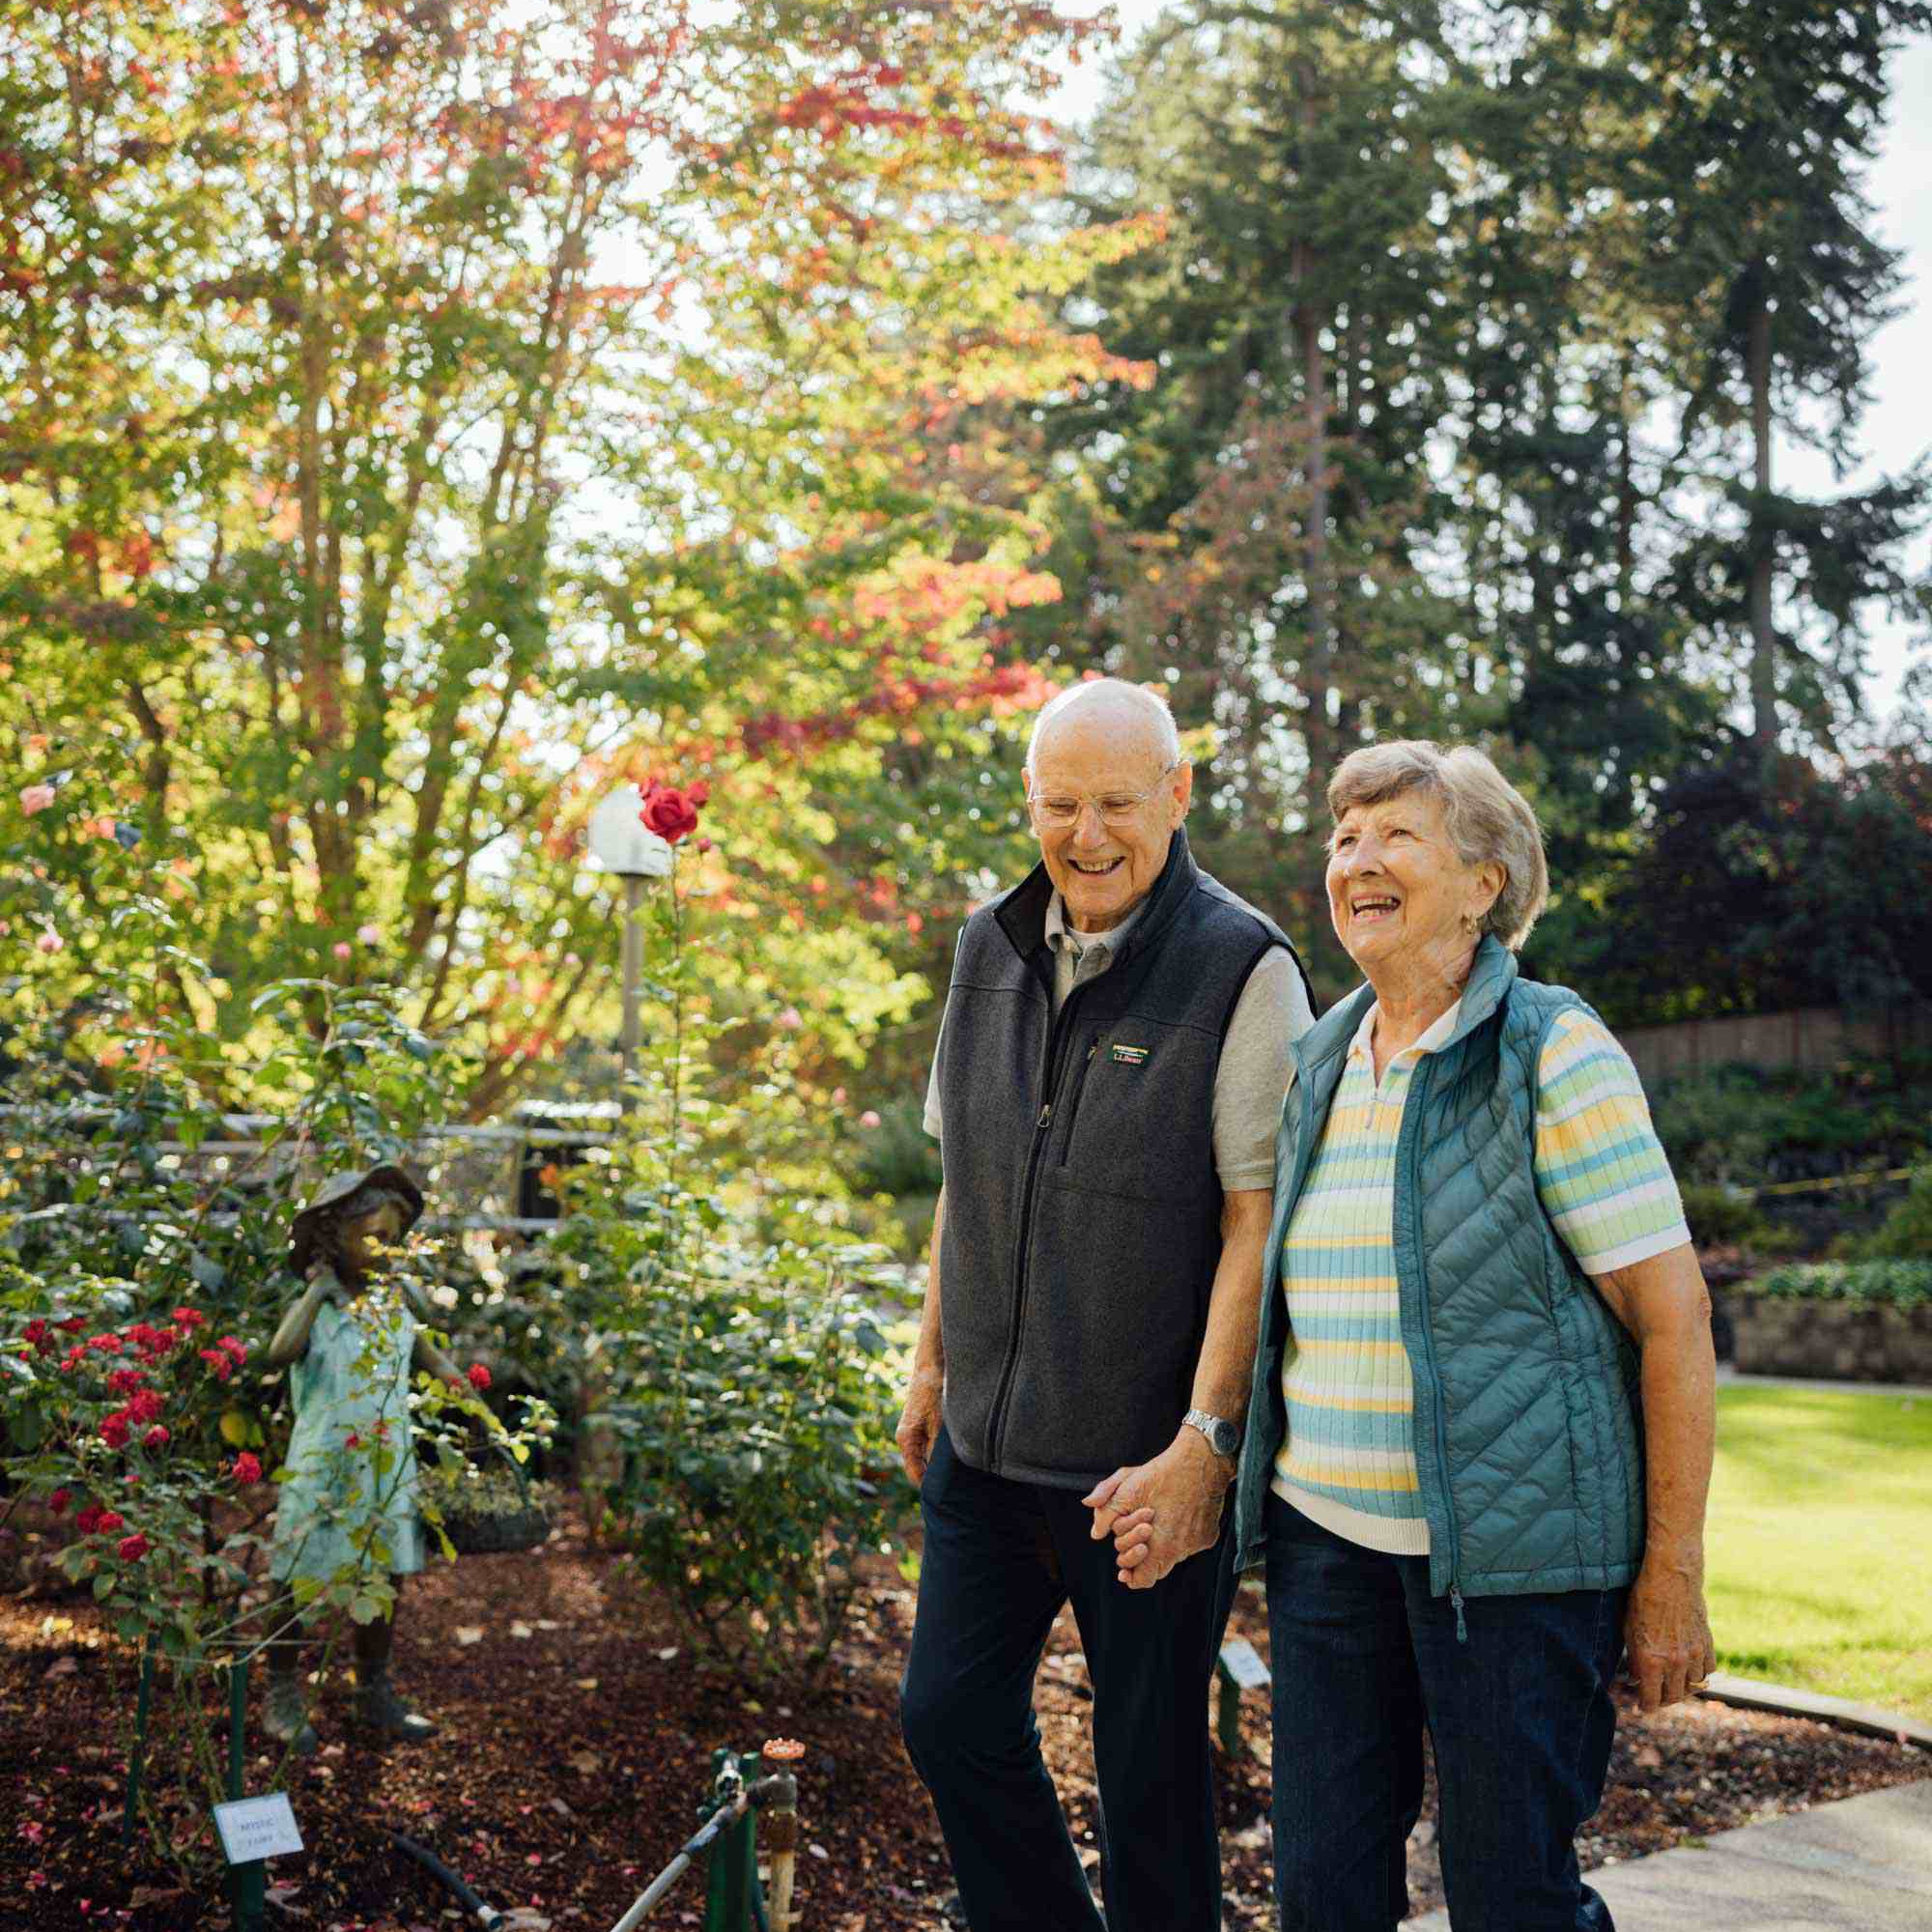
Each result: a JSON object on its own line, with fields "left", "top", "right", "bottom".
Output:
{"left": 1265, "top": 1492, "right": 1628, "bottom": 1931}
{"left": 899, "top": 1425, "right": 1233, "bottom": 1932}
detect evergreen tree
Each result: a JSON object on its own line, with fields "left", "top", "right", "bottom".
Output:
{"left": 1034, "top": 0, "right": 1474, "bottom": 980}
{"left": 1622, "top": 0, "right": 1932, "bottom": 759}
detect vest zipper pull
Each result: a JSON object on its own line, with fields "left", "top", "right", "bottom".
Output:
{"left": 1450, "top": 1584, "right": 1467, "bottom": 1645}
{"left": 1037, "top": 1102, "right": 1053, "bottom": 1129}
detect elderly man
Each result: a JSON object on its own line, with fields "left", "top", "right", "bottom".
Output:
{"left": 896, "top": 678, "right": 1316, "bottom": 1932}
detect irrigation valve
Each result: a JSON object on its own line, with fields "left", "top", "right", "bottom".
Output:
{"left": 760, "top": 1739, "right": 806, "bottom": 1932}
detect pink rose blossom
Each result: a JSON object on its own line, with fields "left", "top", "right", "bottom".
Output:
{"left": 860, "top": 1110, "right": 882, "bottom": 1128}
{"left": 356, "top": 923, "right": 381, "bottom": 944}
{"left": 332, "top": 941, "right": 353, "bottom": 961}
{"left": 19, "top": 783, "right": 55, "bottom": 816}
{"left": 35, "top": 931, "right": 63, "bottom": 955}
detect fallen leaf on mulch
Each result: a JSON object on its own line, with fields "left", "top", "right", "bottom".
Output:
{"left": 453, "top": 1626, "right": 484, "bottom": 1646}
{"left": 43, "top": 1655, "right": 78, "bottom": 1680}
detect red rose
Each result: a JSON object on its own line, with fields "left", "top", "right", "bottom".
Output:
{"left": 88, "top": 1333, "right": 123, "bottom": 1354}
{"left": 46, "top": 1489, "right": 70, "bottom": 1517}
{"left": 107, "top": 1367, "right": 147, "bottom": 1395}
{"left": 75, "top": 1506, "right": 102, "bottom": 1535}
{"left": 171, "top": 1308, "right": 205, "bottom": 1329}
{"left": 198, "top": 1348, "right": 234, "bottom": 1381}
{"left": 231, "top": 1453, "right": 263, "bottom": 1486}
{"left": 687, "top": 780, "right": 711, "bottom": 806}
{"left": 127, "top": 1389, "right": 164, "bottom": 1424}
{"left": 467, "top": 1362, "right": 492, "bottom": 1391}
{"left": 96, "top": 1511, "right": 125, "bottom": 1535}
{"left": 343, "top": 1432, "right": 361, "bottom": 1450}
{"left": 639, "top": 781, "right": 701, "bottom": 844}
{"left": 142, "top": 1425, "right": 169, "bottom": 1450}
{"left": 217, "top": 1336, "right": 247, "bottom": 1362}
{"left": 58, "top": 1317, "right": 87, "bottom": 1334}
{"left": 99, "top": 1414, "right": 131, "bottom": 1449}
{"left": 22, "top": 1319, "right": 47, "bottom": 1347}
{"left": 117, "top": 1534, "right": 149, "bottom": 1562}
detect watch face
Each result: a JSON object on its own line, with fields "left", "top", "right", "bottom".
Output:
{"left": 1209, "top": 1419, "right": 1239, "bottom": 1457}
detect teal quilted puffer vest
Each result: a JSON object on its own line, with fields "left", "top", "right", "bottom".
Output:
{"left": 1232, "top": 938, "right": 1646, "bottom": 1603}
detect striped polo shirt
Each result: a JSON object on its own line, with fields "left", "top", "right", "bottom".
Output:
{"left": 1272, "top": 998, "right": 1690, "bottom": 1554}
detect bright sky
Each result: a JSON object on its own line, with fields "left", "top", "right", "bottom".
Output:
{"left": 1040, "top": 6, "right": 1932, "bottom": 722}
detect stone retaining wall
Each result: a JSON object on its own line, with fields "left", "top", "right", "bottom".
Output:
{"left": 1730, "top": 1293, "right": 1932, "bottom": 1383}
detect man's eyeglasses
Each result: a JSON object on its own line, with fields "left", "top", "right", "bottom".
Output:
{"left": 1027, "top": 762, "right": 1179, "bottom": 830}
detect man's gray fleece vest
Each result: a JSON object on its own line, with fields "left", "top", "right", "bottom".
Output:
{"left": 935, "top": 829, "right": 1308, "bottom": 1490}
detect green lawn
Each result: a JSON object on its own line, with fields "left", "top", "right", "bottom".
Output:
{"left": 1707, "top": 1382, "right": 1932, "bottom": 1719}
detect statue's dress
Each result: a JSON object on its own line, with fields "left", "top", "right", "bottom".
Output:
{"left": 269, "top": 1268, "right": 425, "bottom": 1590}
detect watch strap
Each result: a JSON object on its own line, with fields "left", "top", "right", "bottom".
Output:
{"left": 1182, "top": 1406, "right": 1239, "bottom": 1458}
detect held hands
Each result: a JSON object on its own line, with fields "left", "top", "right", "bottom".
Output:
{"left": 1084, "top": 1428, "right": 1232, "bottom": 1589}
{"left": 895, "top": 1365, "right": 945, "bottom": 1488}
{"left": 1624, "top": 1548, "right": 1718, "bottom": 1712}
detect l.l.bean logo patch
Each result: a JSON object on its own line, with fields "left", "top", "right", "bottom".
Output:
{"left": 1111, "top": 1043, "right": 1150, "bottom": 1066}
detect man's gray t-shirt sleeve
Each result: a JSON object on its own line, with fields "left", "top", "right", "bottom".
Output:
{"left": 925, "top": 944, "right": 1313, "bottom": 1184}
{"left": 923, "top": 1013, "right": 947, "bottom": 1142}
{"left": 1212, "top": 947, "right": 1315, "bottom": 1190}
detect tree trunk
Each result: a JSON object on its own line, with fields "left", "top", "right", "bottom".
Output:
{"left": 1747, "top": 283, "right": 1776, "bottom": 759}
{"left": 1292, "top": 61, "right": 1333, "bottom": 817}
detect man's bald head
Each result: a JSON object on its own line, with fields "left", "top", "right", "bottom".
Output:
{"left": 1024, "top": 677, "right": 1181, "bottom": 777}
{"left": 1021, "top": 677, "right": 1192, "bottom": 933}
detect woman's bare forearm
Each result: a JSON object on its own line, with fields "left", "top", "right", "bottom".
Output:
{"left": 1598, "top": 1243, "right": 1716, "bottom": 1565}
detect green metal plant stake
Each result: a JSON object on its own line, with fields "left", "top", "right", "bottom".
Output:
{"left": 122, "top": 1638, "right": 156, "bottom": 1847}
{"left": 228, "top": 1657, "right": 266, "bottom": 1932}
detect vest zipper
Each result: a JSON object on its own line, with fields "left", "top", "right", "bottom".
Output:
{"left": 1055, "top": 1038, "right": 1100, "bottom": 1166}
{"left": 1401, "top": 1056, "right": 1466, "bottom": 1642}
{"left": 984, "top": 984, "right": 1091, "bottom": 1469}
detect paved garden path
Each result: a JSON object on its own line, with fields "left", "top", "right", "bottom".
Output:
{"left": 1406, "top": 1778, "right": 1932, "bottom": 1930}
{"left": 1718, "top": 1365, "right": 1932, "bottom": 1399}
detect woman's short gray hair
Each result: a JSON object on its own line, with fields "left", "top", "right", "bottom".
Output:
{"left": 1326, "top": 740, "right": 1548, "bottom": 952}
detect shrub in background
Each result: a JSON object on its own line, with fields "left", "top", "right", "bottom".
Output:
{"left": 1753, "top": 1260, "right": 1932, "bottom": 1311}
{"left": 1842, "top": 1166, "right": 1932, "bottom": 1262}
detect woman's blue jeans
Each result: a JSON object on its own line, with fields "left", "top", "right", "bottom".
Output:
{"left": 1264, "top": 1491, "right": 1628, "bottom": 1931}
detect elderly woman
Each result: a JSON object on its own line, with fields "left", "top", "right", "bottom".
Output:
{"left": 1115, "top": 741, "right": 1716, "bottom": 1930}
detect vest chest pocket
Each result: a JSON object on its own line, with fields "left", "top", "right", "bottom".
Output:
{"left": 1056, "top": 1024, "right": 1217, "bottom": 1203}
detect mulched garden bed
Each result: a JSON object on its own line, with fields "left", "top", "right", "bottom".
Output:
{"left": 1, "top": 1502, "right": 1923, "bottom": 1930}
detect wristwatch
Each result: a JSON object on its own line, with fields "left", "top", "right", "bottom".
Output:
{"left": 1182, "top": 1407, "right": 1240, "bottom": 1461}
